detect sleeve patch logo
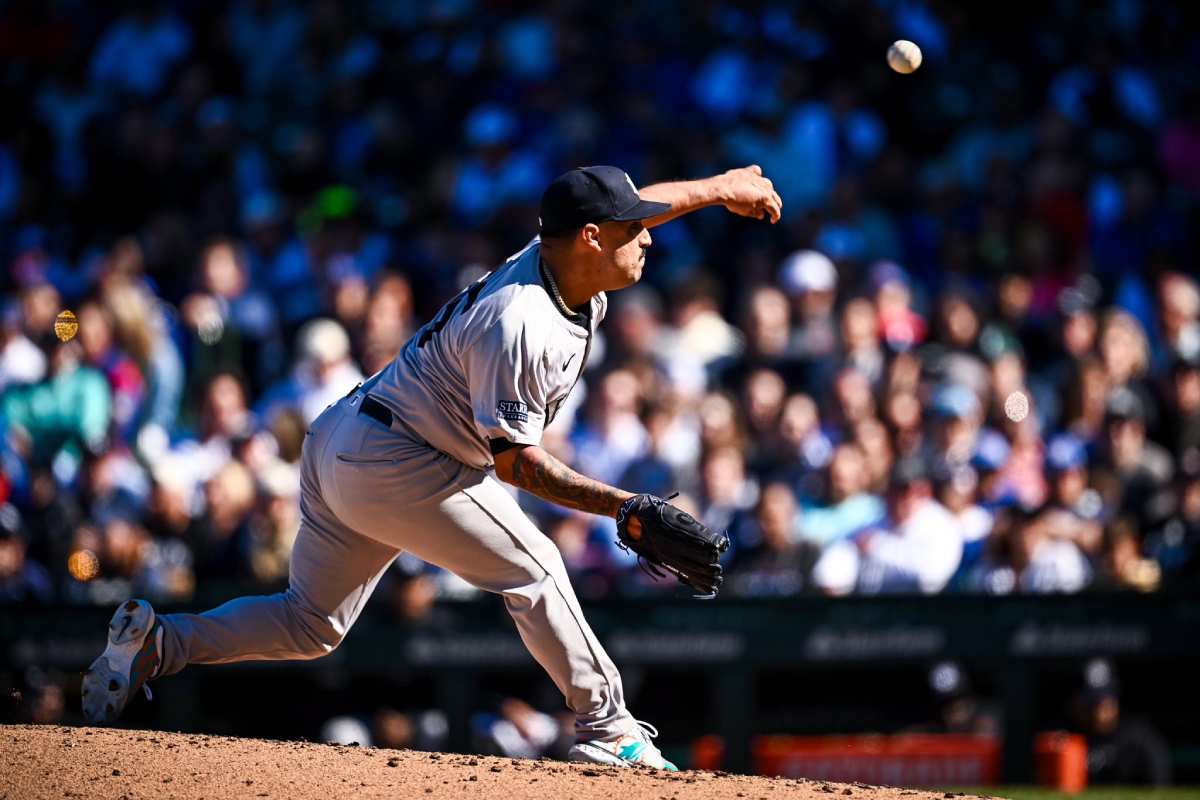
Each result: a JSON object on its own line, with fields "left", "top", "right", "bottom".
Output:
{"left": 496, "top": 400, "right": 529, "bottom": 423}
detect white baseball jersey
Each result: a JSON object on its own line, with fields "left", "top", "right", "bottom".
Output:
{"left": 366, "top": 237, "right": 606, "bottom": 469}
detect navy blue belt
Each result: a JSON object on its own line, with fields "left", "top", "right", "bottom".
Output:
{"left": 360, "top": 395, "right": 393, "bottom": 427}
{"left": 342, "top": 381, "right": 394, "bottom": 428}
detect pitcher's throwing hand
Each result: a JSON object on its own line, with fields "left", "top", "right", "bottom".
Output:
{"left": 719, "top": 164, "right": 783, "bottom": 223}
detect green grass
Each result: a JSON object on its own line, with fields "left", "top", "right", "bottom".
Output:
{"left": 947, "top": 788, "right": 1200, "bottom": 800}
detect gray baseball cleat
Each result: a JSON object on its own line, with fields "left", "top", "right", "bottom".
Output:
{"left": 82, "top": 599, "right": 162, "bottom": 724}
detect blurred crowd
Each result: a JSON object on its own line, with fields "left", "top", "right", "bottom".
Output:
{"left": 1, "top": 0, "right": 1199, "bottom": 608}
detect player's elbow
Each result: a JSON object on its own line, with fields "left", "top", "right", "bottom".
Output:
{"left": 492, "top": 442, "right": 535, "bottom": 485}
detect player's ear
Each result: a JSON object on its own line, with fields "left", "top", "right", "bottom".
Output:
{"left": 580, "top": 223, "right": 602, "bottom": 253}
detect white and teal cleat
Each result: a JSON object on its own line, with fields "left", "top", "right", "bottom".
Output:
{"left": 567, "top": 720, "right": 678, "bottom": 771}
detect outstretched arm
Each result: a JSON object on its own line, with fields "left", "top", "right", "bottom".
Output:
{"left": 493, "top": 444, "right": 633, "bottom": 517}
{"left": 638, "top": 165, "right": 783, "bottom": 228}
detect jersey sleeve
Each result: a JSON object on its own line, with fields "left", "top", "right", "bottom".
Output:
{"left": 463, "top": 311, "right": 549, "bottom": 450}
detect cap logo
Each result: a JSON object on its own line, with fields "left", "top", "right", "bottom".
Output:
{"left": 624, "top": 173, "right": 638, "bottom": 194}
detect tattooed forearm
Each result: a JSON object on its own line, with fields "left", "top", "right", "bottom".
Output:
{"left": 498, "top": 445, "right": 633, "bottom": 517}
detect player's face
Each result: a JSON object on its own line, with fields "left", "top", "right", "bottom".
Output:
{"left": 598, "top": 220, "right": 652, "bottom": 289}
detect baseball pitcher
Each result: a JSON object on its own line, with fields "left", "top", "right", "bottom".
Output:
{"left": 83, "top": 164, "right": 781, "bottom": 770}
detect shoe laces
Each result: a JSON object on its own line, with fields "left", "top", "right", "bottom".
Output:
{"left": 632, "top": 719, "right": 659, "bottom": 741}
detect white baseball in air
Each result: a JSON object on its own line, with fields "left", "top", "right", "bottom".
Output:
{"left": 1004, "top": 390, "right": 1030, "bottom": 423}
{"left": 887, "top": 40, "right": 922, "bottom": 74}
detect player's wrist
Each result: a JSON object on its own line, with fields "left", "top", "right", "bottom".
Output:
{"left": 709, "top": 173, "right": 737, "bottom": 205}
{"left": 613, "top": 490, "right": 637, "bottom": 517}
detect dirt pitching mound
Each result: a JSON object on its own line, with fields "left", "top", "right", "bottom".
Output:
{"left": 0, "top": 724, "right": 995, "bottom": 800}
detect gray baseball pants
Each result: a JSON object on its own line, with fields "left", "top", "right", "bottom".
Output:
{"left": 156, "top": 391, "right": 632, "bottom": 741}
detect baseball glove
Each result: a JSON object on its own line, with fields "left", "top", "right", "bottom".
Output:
{"left": 615, "top": 493, "right": 729, "bottom": 598}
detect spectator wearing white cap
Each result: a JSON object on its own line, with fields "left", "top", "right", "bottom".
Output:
{"left": 779, "top": 250, "right": 839, "bottom": 383}
{"left": 246, "top": 459, "right": 302, "bottom": 583}
{"left": 257, "top": 318, "right": 364, "bottom": 424}
{"left": 779, "top": 249, "right": 838, "bottom": 298}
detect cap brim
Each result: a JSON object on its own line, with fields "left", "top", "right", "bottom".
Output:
{"left": 610, "top": 198, "right": 672, "bottom": 222}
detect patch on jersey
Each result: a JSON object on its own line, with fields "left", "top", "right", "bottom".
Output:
{"left": 496, "top": 400, "right": 529, "bottom": 423}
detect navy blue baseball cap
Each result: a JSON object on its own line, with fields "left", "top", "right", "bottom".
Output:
{"left": 539, "top": 166, "right": 671, "bottom": 237}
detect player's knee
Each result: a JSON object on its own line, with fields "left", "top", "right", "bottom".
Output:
{"left": 502, "top": 573, "right": 553, "bottom": 615}
{"left": 286, "top": 593, "right": 348, "bottom": 658}
{"left": 523, "top": 534, "right": 569, "bottom": 576}
{"left": 303, "top": 623, "right": 346, "bottom": 658}
{"left": 297, "top": 621, "right": 347, "bottom": 659}
{"left": 500, "top": 553, "right": 568, "bottom": 614}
